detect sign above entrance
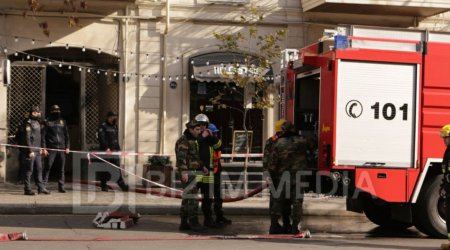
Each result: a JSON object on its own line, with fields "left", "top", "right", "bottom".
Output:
{"left": 189, "top": 52, "right": 272, "bottom": 83}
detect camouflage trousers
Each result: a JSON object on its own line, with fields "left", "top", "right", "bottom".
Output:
{"left": 269, "top": 171, "right": 304, "bottom": 224}
{"left": 180, "top": 173, "right": 202, "bottom": 222}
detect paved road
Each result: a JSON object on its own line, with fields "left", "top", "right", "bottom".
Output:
{"left": 0, "top": 215, "right": 444, "bottom": 250}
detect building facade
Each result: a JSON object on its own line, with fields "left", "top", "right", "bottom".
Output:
{"left": 0, "top": 0, "right": 449, "bottom": 183}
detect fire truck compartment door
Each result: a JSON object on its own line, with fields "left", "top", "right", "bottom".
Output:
{"left": 335, "top": 60, "right": 417, "bottom": 168}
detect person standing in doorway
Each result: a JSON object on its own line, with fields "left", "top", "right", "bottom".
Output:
{"left": 22, "top": 105, "right": 50, "bottom": 195}
{"left": 43, "top": 105, "right": 70, "bottom": 193}
{"left": 97, "top": 111, "right": 129, "bottom": 192}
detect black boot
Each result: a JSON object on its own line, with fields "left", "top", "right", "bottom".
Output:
{"left": 179, "top": 217, "right": 190, "bottom": 231}
{"left": 189, "top": 218, "right": 207, "bottom": 232}
{"left": 38, "top": 189, "right": 51, "bottom": 195}
{"left": 269, "top": 216, "right": 283, "bottom": 234}
{"left": 216, "top": 216, "right": 232, "bottom": 225}
{"left": 24, "top": 190, "right": 35, "bottom": 196}
{"left": 282, "top": 215, "right": 292, "bottom": 234}
{"left": 58, "top": 185, "right": 66, "bottom": 193}
{"left": 204, "top": 217, "right": 218, "bottom": 228}
{"left": 291, "top": 220, "right": 300, "bottom": 234}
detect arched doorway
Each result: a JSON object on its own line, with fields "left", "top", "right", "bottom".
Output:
{"left": 5, "top": 47, "right": 119, "bottom": 182}
{"left": 189, "top": 52, "right": 272, "bottom": 154}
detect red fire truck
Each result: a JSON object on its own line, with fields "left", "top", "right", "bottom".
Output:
{"left": 281, "top": 25, "right": 450, "bottom": 238}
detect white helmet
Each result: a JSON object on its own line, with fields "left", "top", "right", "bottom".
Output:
{"left": 194, "top": 113, "right": 209, "bottom": 124}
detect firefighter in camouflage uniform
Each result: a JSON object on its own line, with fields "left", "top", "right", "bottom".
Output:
{"left": 264, "top": 119, "right": 292, "bottom": 234}
{"left": 176, "top": 120, "right": 207, "bottom": 232}
{"left": 268, "top": 120, "right": 308, "bottom": 234}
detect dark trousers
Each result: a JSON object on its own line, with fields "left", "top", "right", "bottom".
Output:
{"left": 17, "top": 152, "right": 26, "bottom": 182}
{"left": 270, "top": 172, "right": 296, "bottom": 225}
{"left": 213, "top": 171, "right": 224, "bottom": 219}
{"left": 199, "top": 181, "right": 213, "bottom": 219}
{"left": 96, "top": 155, "right": 126, "bottom": 187}
{"left": 445, "top": 182, "right": 450, "bottom": 236}
{"left": 22, "top": 153, "right": 45, "bottom": 192}
{"left": 43, "top": 150, "right": 66, "bottom": 188}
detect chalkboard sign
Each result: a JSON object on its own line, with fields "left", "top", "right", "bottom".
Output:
{"left": 231, "top": 130, "right": 253, "bottom": 155}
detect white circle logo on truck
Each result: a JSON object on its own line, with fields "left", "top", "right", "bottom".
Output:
{"left": 345, "top": 100, "right": 363, "bottom": 118}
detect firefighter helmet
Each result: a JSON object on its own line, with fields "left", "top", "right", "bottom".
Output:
{"left": 194, "top": 113, "right": 209, "bottom": 124}
{"left": 440, "top": 124, "right": 450, "bottom": 138}
{"left": 281, "top": 120, "right": 294, "bottom": 132}
{"left": 274, "top": 119, "right": 286, "bottom": 133}
{"left": 50, "top": 104, "right": 61, "bottom": 112}
{"left": 186, "top": 119, "right": 200, "bottom": 129}
{"left": 208, "top": 123, "right": 219, "bottom": 133}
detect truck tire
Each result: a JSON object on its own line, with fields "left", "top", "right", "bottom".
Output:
{"left": 363, "top": 197, "right": 412, "bottom": 229}
{"left": 413, "top": 176, "right": 446, "bottom": 238}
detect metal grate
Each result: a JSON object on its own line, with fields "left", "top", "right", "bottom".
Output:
{"left": 85, "top": 71, "right": 99, "bottom": 149}
{"left": 84, "top": 70, "right": 119, "bottom": 150}
{"left": 7, "top": 65, "right": 45, "bottom": 143}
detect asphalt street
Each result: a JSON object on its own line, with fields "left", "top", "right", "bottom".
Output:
{"left": 0, "top": 215, "right": 445, "bottom": 250}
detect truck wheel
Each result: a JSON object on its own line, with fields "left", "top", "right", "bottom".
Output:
{"left": 413, "top": 176, "right": 446, "bottom": 238}
{"left": 363, "top": 197, "right": 412, "bottom": 229}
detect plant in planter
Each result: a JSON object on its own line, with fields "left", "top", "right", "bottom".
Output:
{"left": 142, "top": 156, "right": 173, "bottom": 188}
{"left": 148, "top": 156, "right": 172, "bottom": 166}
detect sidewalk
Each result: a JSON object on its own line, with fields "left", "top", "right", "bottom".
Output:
{"left": 0, "top": 182, "right": 361, "bottom": 217}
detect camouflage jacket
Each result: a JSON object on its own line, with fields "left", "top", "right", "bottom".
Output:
{"left": 262, "top": 133, "right": 280, "bottom": 172}
{"left": 268, "top": 132, "right": 308, "bottom": 174}
{"left": 175, "top": 129, "right": 203, "bottom": 173}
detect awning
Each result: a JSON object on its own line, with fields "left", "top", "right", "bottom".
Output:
{"left": 189, "top": 52, "right": 271, "bottom": 83}
{"left": 301, "top": 0, "right": 450, "bottom": 17}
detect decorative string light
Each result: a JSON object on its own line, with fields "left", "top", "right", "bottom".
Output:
{"left": 2, "top": 45, "right": 281, "bottom": 84}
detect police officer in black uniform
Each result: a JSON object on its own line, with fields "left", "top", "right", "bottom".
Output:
{"left": 23, "top": 105, "right": 50, "bottom": 195}
{"left": 43, "top": 105, "right": 70, "bottom": 193}
{"left": 97, "top": 111, "right": 128, "bottom": 192}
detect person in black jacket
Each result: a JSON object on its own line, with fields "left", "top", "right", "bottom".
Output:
{"left": 97, "top": 111, "right": 128, "bottom": 192}
{"left": 194, "top": 113, "right": 221, "bottom": 227}
{"left": 43, "top": 105, "right": 70, "bottom": 193}
{"left": 22, "top": 105, "right": 50, "bottom": 195}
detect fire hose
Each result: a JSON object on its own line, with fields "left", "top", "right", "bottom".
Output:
{"left": 72, "top": 179, "right": 268, "bottom": 203}
{"left": 0, "top": 143, "right": 268, "bottom": 202}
